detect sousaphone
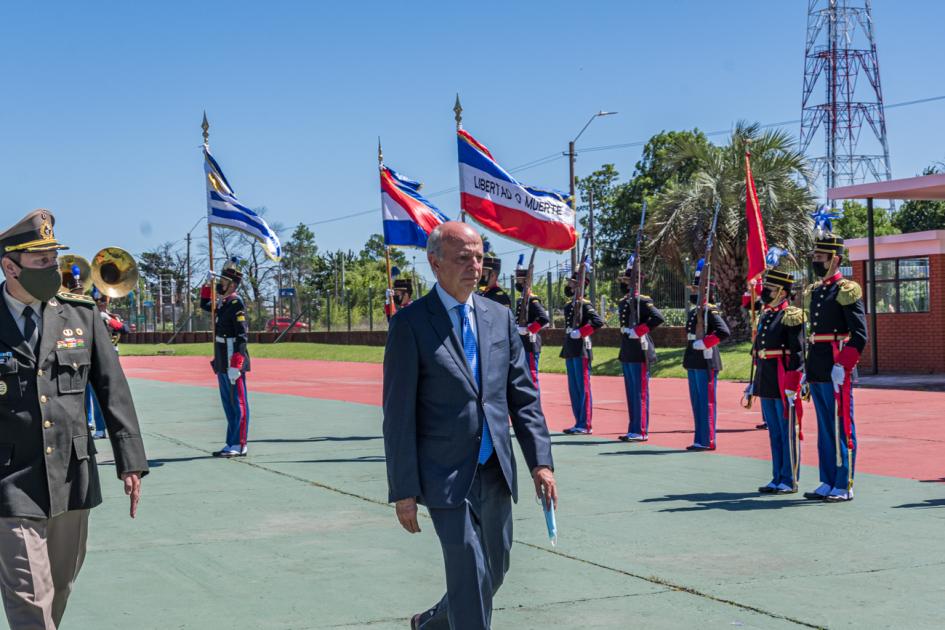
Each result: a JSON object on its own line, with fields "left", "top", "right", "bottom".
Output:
{"left": 91, "top": 247, "right": 139, "bottom": 298}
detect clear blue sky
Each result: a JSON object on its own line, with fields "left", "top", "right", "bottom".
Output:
{"left": 1, "top": 1, "right": 942, "bottom": 282}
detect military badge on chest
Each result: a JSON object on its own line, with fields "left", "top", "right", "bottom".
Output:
{"left": 56, "top": 328, "right": 87, "bottom": 350}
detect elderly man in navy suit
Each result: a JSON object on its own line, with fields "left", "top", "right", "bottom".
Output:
{"left": 383, "top": 221, "right": 557, "bottom": 630}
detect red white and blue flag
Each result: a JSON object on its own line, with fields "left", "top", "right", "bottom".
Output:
{"left": 380, "top": 166, "right": 449, "bottom": 248}
{"left": 457, "top": 129, "right": 575, "bottom": 252}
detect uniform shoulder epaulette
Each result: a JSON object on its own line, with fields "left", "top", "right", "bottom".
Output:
{"left": 638, "top": 294, "right": 652, "bottom": 302}
{"left": 805, "top": 281, "right": 823, "bottom": 296}
{"left": 782, "top": 305, "right": 805, "bottom": 327}
{"left": 837, "top": 279, "right": 863, "bottom": 305}
{"left": 55, "top": 291, "right": 95, "bottom": 306}
{"left": 528, "top": 295, "right": 542, "bottom": 303}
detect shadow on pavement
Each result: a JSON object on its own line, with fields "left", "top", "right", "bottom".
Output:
{"left": 270, "top": 455, "right": 386, "bottom": 464}
{"left": 250, "top": 436, "right": 381, "bottom": 444}
{"left": 599, "top": 449, "right": 691, "bottom": 456}
{"left": 893, "top": 498, "right": 945, "bottom": 509}
{"left": 641, "top": 491, "right": 816, "bottom": 512}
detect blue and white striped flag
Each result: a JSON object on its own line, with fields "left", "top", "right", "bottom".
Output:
{"left": 204, "top": 147, "right": 282, "bottom": 262}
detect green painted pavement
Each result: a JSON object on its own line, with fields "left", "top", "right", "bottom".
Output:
{"left": 44, "top": 380, "right": 945, "bottom": 629}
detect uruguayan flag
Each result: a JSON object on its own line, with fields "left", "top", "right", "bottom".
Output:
{"left": 204, "top": 147, "right": 282, "bottom": 262}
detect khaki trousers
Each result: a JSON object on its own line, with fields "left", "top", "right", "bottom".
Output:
{"left": 0, "top": 510, "right": 89, "bottom": 630}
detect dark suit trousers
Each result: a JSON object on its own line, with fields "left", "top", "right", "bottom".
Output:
{"left": 422, "top": 457, "right": 512, "bottom": 630}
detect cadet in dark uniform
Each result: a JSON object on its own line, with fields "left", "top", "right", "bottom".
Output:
{"left": 384, "top": 278, "right": 413, "bottom": 322}
{"left": 477, "top": 256, "right": 511, "bottom": 307}
{"left": 560, "top": 274, "right": 604, "bottom": 435}
{"left": 200, "top": 259, "right": 251, "bottom": 458}
{"left": 0, "top": 210, "right": 148, "bottom": 629}
{"left": 513, "top": 268, "right": 550, "bottom": 387}
{"left": 753, "top": 261, "right": 805, "bottom": 494}
{"left": 803, "top": 233, "right": 867, "bottom": 503}
{"left": 616, "top": 266, "right": 664, "bottom": 442}
{"left": 684, "top": 264, "right": 731, "bottom": 451}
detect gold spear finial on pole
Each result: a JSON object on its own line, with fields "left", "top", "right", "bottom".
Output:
{"left": 454, "top": 93, "right": 463, "bottom": 130}
{"left": 202, "top": 111, "right": 210, "bottom": 146}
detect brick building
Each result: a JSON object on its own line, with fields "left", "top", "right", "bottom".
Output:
{"left": 830, "top": 173, "right": 945, "bottom": 374}
{"left": 846, "top": 230, "right": 945, "bottom": 373}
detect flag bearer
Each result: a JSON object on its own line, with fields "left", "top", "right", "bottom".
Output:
{"left": 200, "top": 258, "right": 251, "bottom": 458}
{"left": 513, "top": 268, "right": 550, "bottom": 387}
{"left": 478, "top": 256, "right": 511, "bottom": 307}
{"left": 560, "top": 274, "right": 604, "bottom": 435}
{"left": 684, "top": 262, "right": 730, "bottom": 451}
{"left": 803, "top": 232, "right": 867, "bottom": 503}
{"left": 753, "top": 254, "right": 805, "bottom": 494}
{"left": 616, "top": 265, "right": 664, "bottom": 442}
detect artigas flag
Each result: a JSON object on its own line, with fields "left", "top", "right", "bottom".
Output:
{"left": 457, "top": 129, "right": 575, "bottom": 251}
{"left": 380, "top": 166, "right": 449, "bottom": 248}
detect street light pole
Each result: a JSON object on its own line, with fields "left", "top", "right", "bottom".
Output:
{"left": 567, "top": 110, "right": 617, "bottom": 274}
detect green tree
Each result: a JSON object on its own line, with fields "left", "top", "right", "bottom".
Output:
{"left": 649, "top": 122, "right": 817, "bottom": 337}
{"left": 593, "top": 130, "right": 709, "bottom": 270}
{"left": 892, "top": 167, "right": 945, "bottom": 233}
{"left": 831, "top": 200, "right": 899, "bottom": 239}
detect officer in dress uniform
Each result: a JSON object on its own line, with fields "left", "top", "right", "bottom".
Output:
{"left": 0, "top": 210, "right": 148, "bottom": 629}
{"left": 513, "top": 268, "right": 550, "bottom": 387}
{"left": 478, "top": 256, "right": 511, "bottom": 307}
{"left": 753, "top": 258, "right": 805, "bottom": 494}
{"left": 384, "top": 278, "right": 413, "bottom": 321}
{"left": 200, "top": 259, "right": 251, "bottom": 458}
{"left": 803, "top": 233, "right": 867, "bottom": 503}
{"left": 616, "top": 265, "right": 664, "bottom": 442}
{"left": 684, "top": 264, "right": 731, "bottom": 451}
{"left": 560, "top": 274, "right": 604, "bottom": 435}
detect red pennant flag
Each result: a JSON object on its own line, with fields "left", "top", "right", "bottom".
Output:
{"left": 745, "top": 151, "right": 768, "bottom": 285}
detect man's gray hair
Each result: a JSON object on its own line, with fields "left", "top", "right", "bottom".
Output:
{"left": 427, "top": 224, "right": 447, "bottom": 259}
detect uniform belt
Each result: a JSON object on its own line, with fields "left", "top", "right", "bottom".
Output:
{"left": 756, "top": 349, "right": 789, "bottom": 359}
{"left": 810, "top": 333, "right": 849, "bottom": 343}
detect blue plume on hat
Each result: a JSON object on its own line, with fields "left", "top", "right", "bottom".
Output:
{"left": 516, "top": 253, "right": 525, "bottom": 267}
{"left": 811, "top": 204, "right": 843, "bottom": 236}
{"left": 765, "top": 246, "right": 789, "bottom": 267}
{"left": 391, "top": 266, "right": 401, "bottom": 277}
{"left": 483, "top": 239, "right": 492, "bottom": 253}
{"left": 626, "top": 254, "right": 636, "bottom": 272}
{"left": 695, "top": 258, "right": 705, "bottom": 273}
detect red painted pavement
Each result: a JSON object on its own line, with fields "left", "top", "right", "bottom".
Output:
{"left": 122, "top": 356, "right": 944, "bottom": 482}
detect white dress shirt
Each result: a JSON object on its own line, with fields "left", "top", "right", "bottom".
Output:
{"left": 3, "top": 283, "right": 42, "bottom": 345}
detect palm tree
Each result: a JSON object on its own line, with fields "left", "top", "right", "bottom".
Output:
{"left": 649, "top": 122, "right": 816, "bottom": 337}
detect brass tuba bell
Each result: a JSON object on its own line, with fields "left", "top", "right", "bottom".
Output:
{"left": 91, "top": 247, "right": 139, "bottom": 298}
{"left": 59, "top": 255, "right": 92, "bottom": 294}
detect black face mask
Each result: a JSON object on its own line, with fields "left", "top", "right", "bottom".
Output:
{"left": 564, "top": 286, "right": 574, "bottom": 298}
{"left": 478, "top": 276, "right": 489, "bottom": 289}
{"left": 216, "top": 282, "right": 228, "bottom": 295}
{"left": 689, "top": 294, "right": 698, "bottom": 306}
{"left": 761, "top": 287, "right": 778, "bottom": 304}
{"left": 514, "top": 283, "right": 524, "bottom": 293}
{"left": 619, "top": 282, "right": 631, "bottom": 295}
{"left": 393, "top": 294, "right": 404, "bottom": 306}
{"left": 811, "top": 260, "right": 830, "bottom": 278}
{"left": 12, "top": 262, "right": 62, "bottom": 302}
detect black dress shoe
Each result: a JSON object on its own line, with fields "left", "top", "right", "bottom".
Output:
{"left": 755, "top": 423, "right": 768, "bottom": 430}
{"left": 411, "top": 608, "right": 437, "bottom": 629}
{"left": 803, "top": 492, "right": 826, "bottom": 500}
{"left": 758, "top": 485, "right": 777, "bottom": 494}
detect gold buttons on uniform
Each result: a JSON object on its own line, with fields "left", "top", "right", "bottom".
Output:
{"left": 46, "top": 446, "right": 53, "bottom": 454}
{"left": 40, "top": 395, "right": 47, "bottom": 404}
{"left": 43, "top": 420, "right": 51, "bottom": 428}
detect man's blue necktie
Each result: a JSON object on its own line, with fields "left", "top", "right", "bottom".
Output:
{"left": 458, "top": 304, "right": 493, "bottom": 464}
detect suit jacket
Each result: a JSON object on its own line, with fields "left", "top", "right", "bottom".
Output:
{"left": 383, "top": 288, "right": 553, "bottom": 509}
{"left": 0, "top": 286, "right": 148, "bottom": 518}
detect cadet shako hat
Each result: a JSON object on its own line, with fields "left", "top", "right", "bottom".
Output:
{"left": 764, "top": 268, "right": 794, "bottom": 291}
{"left": 0, "top": 209, "right": 69, "bottom": 255}
{"left": 482, "top": 256, "right": 501, "bottom": 273}
{"left": 568, "top": 273, "right": 590, "bottom": 286}
{"left": 393, "top": 278, "right": 413, "bottom": 295}
{"left": 220, "top": 257, "right": 243, "bottom": 283}
{"left": 813, "top": 233, "right": 844, "bottom": 256}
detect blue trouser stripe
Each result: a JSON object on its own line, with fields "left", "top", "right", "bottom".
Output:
{"left": 565, "top": 357, "right": 591, "bottom": 428}
{"left": 85, "top": 385, "right": 105, "bottom": 432}
{"left": 620, "top": 362, "right": 648, "bottom": 434}
{"left": 687, "top": 369, "right": 716, "bottom": 446}
{"left": 217, "top": 372, "right": 250, "bottom": 447}
{"left": 761, "top": 398, "right": 799, "bottom": 486}
{"left": 810, "top": 381, "right": 856, "bottom": 489}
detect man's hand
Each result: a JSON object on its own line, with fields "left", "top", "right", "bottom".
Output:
{"left": 121, "top": 472, "right": 142, "bottom": 519}
{"left": 532, "top": 466, "right": 557, "bottom": 510}
{"left": 395, "top": 497, "right": 421, "bottom": 534}
{"left": 517, "top": 326, "right": 529, "bottom": 336}
{"left": 227, "top": 367, "right": 241, "bottom": 385}
{"left": 692, "top": 339, "right": 707, "bottom": 351}
{"left": 568, "top": 329, "right": 581, "bottom": 339}
{"left": 831, "top": 364, "right": 846, "bottom": 393}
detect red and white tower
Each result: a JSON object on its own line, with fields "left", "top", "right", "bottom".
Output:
{"left": 800, "top": 0, "right": 892, "bottom": 194}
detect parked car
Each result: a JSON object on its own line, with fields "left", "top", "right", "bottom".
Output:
{"left": 265, "top": 317, "right": 310, "bottom": 333}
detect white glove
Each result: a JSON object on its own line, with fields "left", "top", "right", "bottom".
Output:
{"left": 692, "top": 339, "right": 706, "bottom": 351}
{"left": 227, "top": 367, "right": 241, "bottom": 384}
{"left": 206, "top": 271, "right": 216, "bottom": 283}
{"left": 831, "top": 364, "right": 846, "bottom": 393}
{"left": 620, "top": 327, "right": 630, "bottom": 335}
{"left": 703, "top": 349, "right": 714, "bottom": 360}
{"left": 517, "top": 326, "right": 529, "bottom": 336}
{"left": 626, "top": 327, "right": 639, "bottom": 339}
{"left": 569, "top": 329, "right": 582, "bottom": 339}
{"left": 784, "top": 389, "right": 796, "bottom": 406}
